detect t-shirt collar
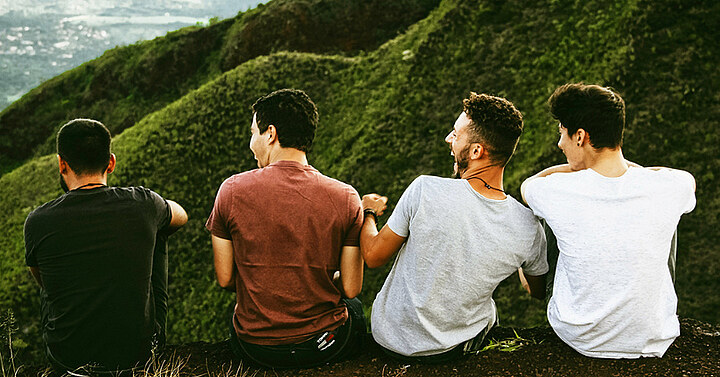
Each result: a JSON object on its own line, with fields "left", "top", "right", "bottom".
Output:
{"left": 268, "top": 160, "right": 316, "bottom": 171}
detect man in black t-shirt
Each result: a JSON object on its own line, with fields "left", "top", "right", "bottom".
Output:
{"left": 23, "top": 119, "right": 188, "bottom": 373}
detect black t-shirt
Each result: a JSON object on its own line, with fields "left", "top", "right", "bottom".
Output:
{"left": 24, "top": 186, "right": 171, "bottom": 370}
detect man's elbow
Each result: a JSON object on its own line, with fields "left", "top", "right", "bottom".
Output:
{"left": 364, "top": 255, "right": 385, "bottom": 269}
{"left": 168, "top": 200, "right": 189, "bottom": 229}
{"left": 361, "top": 246, "right": 384, "bottom": 269}
{"left": 216, "top": 273, "right": 235, "bottom": 289}
{"left": 343, "top": 285, "right": 361, "bottom": 299}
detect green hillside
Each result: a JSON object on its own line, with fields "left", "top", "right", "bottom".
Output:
{"left": 0, "top": 0, "right": 439, "bottom": 177}
{"left": 2, "top": 0, "right": 719, "bottom": 364}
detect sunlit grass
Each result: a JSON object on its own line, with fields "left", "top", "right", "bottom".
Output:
{"left": 479, "top": 329, "right": 542, "bottom": 353}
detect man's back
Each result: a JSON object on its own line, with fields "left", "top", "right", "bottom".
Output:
{"left": 371, "top": 175, "right": 547, "bottom": 356}
{"left": 523, "top": 166, "right": 696, "bottom": 358}
{"left": 24, "top": 186, "right": 170, "bottom": 369}
{"left": 206, "top": 160, "right": 362, "bottom": 345}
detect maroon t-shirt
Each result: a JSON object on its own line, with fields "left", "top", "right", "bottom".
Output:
{"left": 206, "top": 160, "right": 363, "bottom": 345}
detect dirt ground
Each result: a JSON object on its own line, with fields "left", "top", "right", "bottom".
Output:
{"left": 164, "top": 317, "right": 720, "bottom": 377}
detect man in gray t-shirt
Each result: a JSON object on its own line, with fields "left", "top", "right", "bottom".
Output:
{"left": 361, "top": 93, "right": 548, "bottom": 362}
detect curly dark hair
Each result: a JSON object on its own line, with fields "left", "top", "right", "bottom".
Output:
{"left": 462, "top": 92, "right": 524, "bottom": 166}
{"left": 252, "top": 89, "right": 319, "bottom": 152}
{"left": 548, "top": 83, "right": 625, "bottom": 149}
{"left": 56, "top": 118, "right": 112, "bottom": 175}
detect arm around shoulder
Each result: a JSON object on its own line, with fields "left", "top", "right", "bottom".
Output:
{"left": 521, "top": 164, "right": 574, "bottom": 204}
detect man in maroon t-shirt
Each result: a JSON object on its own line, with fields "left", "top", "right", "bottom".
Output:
{"left": 206, "top": 89, "right": 369, "bottom": 368}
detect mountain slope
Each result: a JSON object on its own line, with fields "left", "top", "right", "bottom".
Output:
{"left": 0, "top": 0, "right": 440, "bottom": 176}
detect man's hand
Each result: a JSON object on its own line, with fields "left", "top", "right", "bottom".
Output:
{"left": 362, "top": 194, "right": 388, "bottom": 216}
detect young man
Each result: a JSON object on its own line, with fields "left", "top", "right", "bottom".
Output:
{"left": 361, "top": 92, "right": 548, "bottom": 363}
{"left": 521, "top": 83, "right": 696, "bottom": 358}
{"left": 206, "top": 89, "right": 366, "bottom": 368}
{"left": 24, "top": 119, "right": 188, "bottom": 373}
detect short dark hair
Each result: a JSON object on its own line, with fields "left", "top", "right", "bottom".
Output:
{"left": 462, "top": 92, "right": 524, "bottom": 166}
{"left": 56, "top": 119, "right": 112, "bottom": 175}
{"left": 548, "top": 83, "right": 625, "bottom": 149}
{"left": 251, "top": 89, "right": 318, "bottom": 152}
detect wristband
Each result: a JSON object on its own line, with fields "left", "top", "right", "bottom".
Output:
{"left": 363, "top": 208, "right": 378, "bottom": 222}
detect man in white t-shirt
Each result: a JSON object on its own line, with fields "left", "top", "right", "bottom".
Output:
{"left": 361, "top": 92, "right": 548, "bottom": 363}
{"left": 521, "top": 83, "right": 696, "bottom": 359}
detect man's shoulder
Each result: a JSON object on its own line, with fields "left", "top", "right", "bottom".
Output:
{"left": 108, "top": 186, "right": 166, "bottom": 204}
{"left": 25, "top": 195, "right": 64, "bottom": 226}
{"left": 216, "top": 170, "right": 261, "bottom": 191}
{"left": 407, "top": 174, "right": 456, "bottom": 191}
{"left": 632, "top": 166, "right": 694, "bottom": 184}
{"left": 219, "top": 167, "right": 358, "bottom": 198}
{"left": 314, "top": 171, "right": 356, "bottom": 193}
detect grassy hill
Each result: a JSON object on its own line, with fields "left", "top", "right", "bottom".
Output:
{"left": 1, "top": 0, "right": 718, "bottom": 364}
{"left": 0, "top": 0, "right": 440, "bottom": 176}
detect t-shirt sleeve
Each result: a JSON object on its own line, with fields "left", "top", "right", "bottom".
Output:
{"left": 668, "top": 169, "right": 696, "bottom": 214}
{"left": 522, "top": 177, "right": 549, "bottom": 220}
{"left": 148, "top": 189, "right": 172, "bottom": 231}
{"left": 343, "top": 187, "right": 363, "bottom": 247}
{"left": 386, "top": 177, "right": 422, "bottom": 238}
{"left": 520, "top": 220, "right": 549, "bottom": 276}
{"left": 206, "top": 179, "right": 232, "bottom": 240}
{"left": 24, "top": 212, "right": 39, "bottom": 267}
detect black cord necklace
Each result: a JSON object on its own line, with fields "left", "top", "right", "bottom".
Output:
{"left": 466, "top": 176, "right": 505, "bottom": 193}
{"left": 71, "top": 183, "right": 106, "bottom": 191}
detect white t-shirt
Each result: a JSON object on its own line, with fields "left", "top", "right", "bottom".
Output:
{"left": 371, "top": 175, "right": 548, "bottom": 356}
{"left": 523, "top": 166, "right": 696, "bottom": 358}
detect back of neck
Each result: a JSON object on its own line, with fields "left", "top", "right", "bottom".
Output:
{"left": 269, "top": 148, "right": 308, "bottom": 166}
{"left": 462, "top": 165, "right": 506, "bottom": 200}
{"left": 586, "top": 148, "right": 628, "bottom": 178}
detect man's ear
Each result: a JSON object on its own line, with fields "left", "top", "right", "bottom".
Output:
{"left": 57, "top": 155, "right": 68, "bottom": 174}
{"left": 106, "top": 153, "right": 116, "bottom": 174}
{"left": 470, "top": 143, "right": 485, "bottom": 160}
{"left": 266, "top": 125, "right": 278, "bottom": 144}
{"left": 575, "top": 128, "right": 588, "bottom": 146}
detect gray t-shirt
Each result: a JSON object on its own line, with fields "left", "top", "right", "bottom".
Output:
{"left": 371, "top": 175, "right": 548, "bottom": 356}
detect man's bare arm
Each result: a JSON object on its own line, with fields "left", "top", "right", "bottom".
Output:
{"left": 518, "top": 267, "right": 546, "bottom": 300}
{"left": 211, "top": 235, "right": 236, "bottom": 291}
{"left": 29, "top": 267, "right": 43, "bottom": 288}
{"left": 338, "top": 246, "right": 363, "bottom": 298}
{"left": 360, "top": 194, "right": 407, "bottom": 268}
{"left": 166, "top": 200, "right": 188, "bottom": 234}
